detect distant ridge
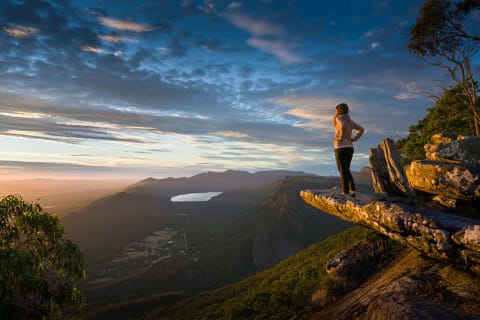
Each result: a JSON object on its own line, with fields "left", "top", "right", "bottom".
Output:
{"left": 128, "top": 170, "right": 316, "bottom": 196}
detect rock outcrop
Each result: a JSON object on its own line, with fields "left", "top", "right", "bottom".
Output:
{"left": 405, "top": 159, "right": 480, "bottom": 200}
{"left": 300, "top": 189, "right": 480, "bottom": 272}
{"left": 368, "top": 134, "right": 479, "bottom": 212}
{"left": 369, "top": 138, "right": 412, "bottom": 197}
{"left": 406, "top": 133, "right": 480, "bottom": 209}
{"left": 325, "top": 239, "right": 387, "bottom": 292}
{"left": 425, "top": 133, "right": 480, "bottom": 164}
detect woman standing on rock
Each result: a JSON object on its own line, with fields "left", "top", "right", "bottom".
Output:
{"left": 333, "top": 103, "right": 364, "bottom": 197}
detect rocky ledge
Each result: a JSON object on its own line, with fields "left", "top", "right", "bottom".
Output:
{"left": 300, "top": 189, "right": 480, "bottom": 272}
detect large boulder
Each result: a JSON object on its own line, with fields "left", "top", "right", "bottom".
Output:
{"left": 325, "top": 239, "right": 386, "bottom": 291}
{"left": 405, "top": 160, "right": 480, "bottom": 200}
{"left": 425, "top": 133, "right": 480, "bottom": 164}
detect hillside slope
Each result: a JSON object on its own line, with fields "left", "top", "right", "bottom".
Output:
{"left": 143, "top": 227, "right": 386, "bottom": 319}
{"left": 143, "top": 227, "right": 480, "bottom": 320}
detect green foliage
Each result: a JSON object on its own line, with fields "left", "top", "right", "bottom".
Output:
{"left": 0, "top": 195, "right": 85, "bottom": 319}
{"left": 147, "top": 226, "right": 379, "bottom": 320}
{"left": 396, "top": 85, "right": 475, "bottom": 164}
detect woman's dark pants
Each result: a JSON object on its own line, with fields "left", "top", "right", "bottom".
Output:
{"left": 334, "top": 147, "right": 355, "bottom": 194}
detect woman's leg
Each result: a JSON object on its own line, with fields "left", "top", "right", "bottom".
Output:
{"left": 344, "top": 147, "right": 355, "bottom": 193}
{"left": 335, "top": 147, "right": 355, "bottom": 194}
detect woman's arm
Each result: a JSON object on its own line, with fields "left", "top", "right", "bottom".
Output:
{"left": 351, "top": 121, "right": 364, "bottom": 142}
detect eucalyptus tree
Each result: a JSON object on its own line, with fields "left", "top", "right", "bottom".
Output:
{"left": 0, "top": 195, "right": 85, "bottom": 319}
{"left": 409, "top": 0, "right": 480, "bottom": 135}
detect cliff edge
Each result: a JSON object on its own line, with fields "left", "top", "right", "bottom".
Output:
{"left": 300, "top": 189, "right": 480, "bottom": 272}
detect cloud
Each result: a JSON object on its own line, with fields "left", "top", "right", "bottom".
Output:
{"left": 81, "top": 46, "right": 104, "bottom": 53}
{"left": 248, "top": 38, "right": 304, "bottom": 63}
{"left": 2, "top": 24, "right": 39, "bottom": 37}
{"left": 272, "top": 95, "right": 340, "bottom": 130}
{"left": 98, "top": 34, "right": 137, "bottom": 43}
{"left": 0, "top": 102, "right": 149, "bottom": 145}
{"left": 0, "top": 111, "right": 45, "bottom": 119}
{"left": 394, "top": 82, "right": 423, "bottom": 100}
{"left": 229, "top": 13, "right": 283, "bottom": 37}
{"left": 228, "top": 13, "right": 303, "bottom": 63}
{"left": 99, "top": 16, "right": 153, "bottom": 32}
{"left": 2, "top": 130, "right": 73, "bottom": 144}
{"left": 164, "top": 36, "right": 187, "bottom": 57}
{"left": 228, "top": 2, "right": 242, "bottom": 11}
{"left": 199, "top": 140, "right": 308, "bottom": 170}
{"left": 210, "top": 131, "right": 250, "bottom": 138}
{"left": 0, "top": 87, "right": 324, "bottom": 157}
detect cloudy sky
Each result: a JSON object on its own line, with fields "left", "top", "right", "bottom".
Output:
{"left": 0, "top": 0, "right": 473, "bottom": 179}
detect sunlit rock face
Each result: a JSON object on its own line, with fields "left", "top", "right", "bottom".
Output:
{"left": 452, "top": 225, "right": 480, "bottom": 266}
{"left": 407, "top": 133, "right": 480, "bottom": 205}
{"left": 405, "top": 160, "right": 480, "bottom": 200}
{"left": 425, "top": 133, "right": 480, "bottom": 164}
{"left": 369, "top": 138, "right": 411, "bottom": 197}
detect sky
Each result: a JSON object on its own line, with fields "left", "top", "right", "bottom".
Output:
{"left": 0, "top": 0, "right": 477, "bottom": 180}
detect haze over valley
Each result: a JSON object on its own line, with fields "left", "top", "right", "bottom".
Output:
{"left": 0, "top": 179, "right": 135, "bottom": 216}
{"left": 50, "top": 169, "right": 370, "bottom": 317}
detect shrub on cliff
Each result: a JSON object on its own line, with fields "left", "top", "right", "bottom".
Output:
{"left": 396, "top": 84, "right": 476, "bottom": 164}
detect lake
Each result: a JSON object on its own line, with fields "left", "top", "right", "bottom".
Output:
{"left": 170, "top": 192, "right": 223, "bottom": 202}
